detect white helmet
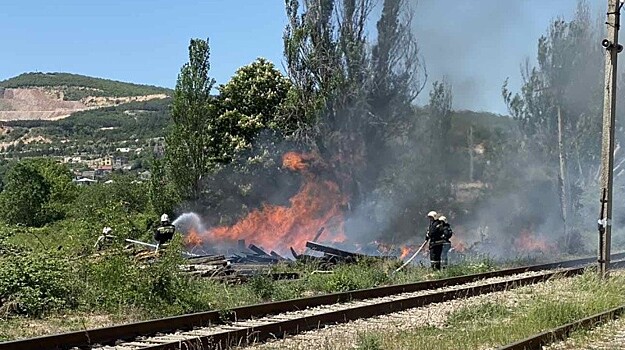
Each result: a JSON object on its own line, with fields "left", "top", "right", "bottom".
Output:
{"left": 439, "top": 216, "right": 447, "bottom": 223}
{"left": 427, "top": 211, "right": 438, "bottom": 219}
{"left": 161, "top": 214, "right": 170, "bottom": 222}
{"left": 102, "top": 226, "right": 112, "bottom": 234}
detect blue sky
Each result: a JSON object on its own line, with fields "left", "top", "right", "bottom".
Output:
{"left": 0, "top": 0, "right": 604, "bottom": 115}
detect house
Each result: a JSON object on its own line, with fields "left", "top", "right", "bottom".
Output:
{"left": 74, "top": 178, "right": 97, "bottom": 186}
{"left": 100, "top": 156, "right": 113, "bottom": 166}
{"left": 95, "top": 165, "right": 113, "bottom": 177}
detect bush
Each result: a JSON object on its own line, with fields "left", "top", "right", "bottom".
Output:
{"left": 79, "top": 234, "right": 214, "bottom": 317}
{"left": 0, "top": 162, "right": 50, "bottom": 226}
{"left": 306, "top": 260, "right": 391, "bottom": 293}
{"left": 0, "top": 253, "right": 79, "bottom": 317}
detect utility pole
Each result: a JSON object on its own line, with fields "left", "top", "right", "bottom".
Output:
{"left": 598, "top": 0, "right": 623, "bottom": 277}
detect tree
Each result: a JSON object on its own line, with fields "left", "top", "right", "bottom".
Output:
{"left": 219, "top": 58, "right": 291, "bottom": 132}
{"left": 201, "top": 58, "right": 296, "bottom": 221}
{"left": 502, "top": 1, "right": 601, "bottom": 248}
{"left": 0, "top": 162, "right": 51, "bottom": 226}
{"left": 165, "top": 38, "right": 218, "bottom": 201}
{"left": 282, "top": 0, "right": 426, "bottom": 210}
{"left": 429, "top": 80, "right": 453, "bottom": 160}
{"left": 23, "top": 158, "right": 77, "bottom": 221}
{"left": 148, "top": 158, "right": 179, "bottom": 217}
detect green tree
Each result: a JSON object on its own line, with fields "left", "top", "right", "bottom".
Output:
{"left": 73, "top": 175, "right": 150, "bottom": 239}
{"left": 202, "top": 58, "right": 295, "bottom": 221}
{"left": 149, "top": 158, "right": 179, "bottom": 217}
{"left": 23, "top": 158, "right": 77, "bottom": 220}
{"left": 282, "top": 0, "right": 426, "bottom": 209}
{"left": 165, "top": 38, "right": 218, "bottom": 201}
{"left": 219, "top": 58, "right": 291, "bottom": 133}
{"left": 0, "top": 162, "right": 51, "bottom": 226}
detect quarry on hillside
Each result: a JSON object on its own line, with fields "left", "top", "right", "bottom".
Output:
{"left": 0, "top": 87, "right": 168, "bottom": 121}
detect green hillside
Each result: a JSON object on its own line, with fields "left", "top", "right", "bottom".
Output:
{"left": 0, "top": 72, "right": 173, "bottom": 101}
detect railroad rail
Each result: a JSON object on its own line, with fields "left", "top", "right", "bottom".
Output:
{"left": 2, "top": 254, "right": 624, "bottom": 350}
{"left": 497, "top": 285, "right": 625, "bottom": 350}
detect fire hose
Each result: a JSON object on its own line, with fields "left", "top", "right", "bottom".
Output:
{"left": 393, "top": 239, "right": 428, "bottom": 273}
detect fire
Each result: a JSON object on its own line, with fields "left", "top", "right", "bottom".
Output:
{"left": 282, "top": 151, "right": 309, "bottom": 171}
{"left": 399, "top": 246, "right": 412, "bottom": 259}
{"left": 185, "top": 228, "right": 203, "bottom": 247}
{"left": 188, "top": 152, "right": 348, "bottom": 256}
{"left": 514, "top": 229, "right": 554, "bottom": 253}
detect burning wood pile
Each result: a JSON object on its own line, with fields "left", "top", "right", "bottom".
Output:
{"left": 179, "top": 254, "right": 237, "bottom": 282}
{"left": 290, "top": 241, "right": 390, "bottom": 269}
{"left": 180, "top": 251, "right": 299, "bottom": 284}
{"left": 228, "top": 241, "right": 289, "bottom": 264}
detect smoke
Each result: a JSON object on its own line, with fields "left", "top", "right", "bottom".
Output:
{"left": 170, "top": 1, "right": 617, "bottom": 261}
{"left": 172, "top": 212, "right": 205, "bottom": 236}
{"left": 412, "top": 0, "right": 602, "bottom": 114}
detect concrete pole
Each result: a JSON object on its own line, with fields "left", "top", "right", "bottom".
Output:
{"left": 599, "top": 0, "right": 622, "bottom": 277}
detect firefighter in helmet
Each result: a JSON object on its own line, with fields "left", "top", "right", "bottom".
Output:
{"left": 94, "top": 226, "right": 115, "bottom": 250}
{"left": 154, "top": 214, "right": 176, "bottom": 250}
{"left": 425, "top": 211, "right": 445, "bottom": 270}
{"left": 438, "top": 215, "right": 453, "bottom": 268}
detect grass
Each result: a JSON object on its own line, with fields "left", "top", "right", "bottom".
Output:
{"left": 352, "top": 271, "right": 625, "bottom": 350}
{"left": 0, "top": 219, "right": 595, "bottom": 342}
{"left": 0, "top": 249, "right": 516, "bottom": 341}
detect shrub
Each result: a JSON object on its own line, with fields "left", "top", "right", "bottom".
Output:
{"left": 79, "top": 234, "right": 214, "bottom": 318}
{"left": 0, "top": 253, "right": 79, "bottom": 317}
{"left": 0, "top": 162, "right": 50, "bottom": 227}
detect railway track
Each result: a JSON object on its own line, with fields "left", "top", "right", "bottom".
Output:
{"left": 497, "top": 300, "right": 625, "bottom": 350}
{"left": 2, "top": 254, "right": 624, "bottom": 350}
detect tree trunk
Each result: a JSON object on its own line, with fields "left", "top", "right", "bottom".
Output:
{"left": 557, "top": 105, "right": 571, "bottom": 249}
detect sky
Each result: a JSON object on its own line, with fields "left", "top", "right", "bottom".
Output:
{"left": 0, "top": 0, "right": 605, "bottom": 115}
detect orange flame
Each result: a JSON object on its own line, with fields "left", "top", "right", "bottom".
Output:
{"left": 185, "top": 228, "right": 203, "bottom": 247}
{"left": 188, "top": 152, "right": 348, "bottom": 256}
{"left": 283, "top": 151, "right": 309, "bottom": 171}
{"left": 399, "top": 246, "right": 412, "bottom": 259}
{"left": 514, "top": 229, "right": 554, "bottom": 253}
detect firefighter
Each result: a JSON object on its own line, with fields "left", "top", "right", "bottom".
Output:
{"left": 154, "top": 214, "right": 176, "bottom": 250}
{"left": 425, "top": 211, "right": 445, "bottom": 270}
{"left": 438, "top": 215, "right": 453, "bottom": 268}
{"left": 94, "top": 226, "right": 116, "bottom": 250}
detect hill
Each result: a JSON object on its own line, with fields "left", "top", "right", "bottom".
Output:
{"left": 0, "top": 98, "right": 171, "bottom": 164}
{"left": 0, "top": 72, "right": 172, "bottom": 100}
{"left": 0, "top": 72, "right": 172, "bottom": 121}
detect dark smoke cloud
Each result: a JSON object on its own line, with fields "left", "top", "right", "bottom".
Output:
{"left": 413, "top": 0, "right": 603, "bottom": 114}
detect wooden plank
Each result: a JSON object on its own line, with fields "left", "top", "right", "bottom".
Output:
{"left": 186, "top": 255, "right": 226, "bottom": 264}
{"left": 270, "top": 251, "right": 285, "bottom": 260}
{"left": 248, "top": 244, "right": 270, "bottom": 256}
{"left": 305, "top": 241, "right": 365, "bottom": 259}
{"left": 290, "top": 247, "right": 300, "bottom": 259}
